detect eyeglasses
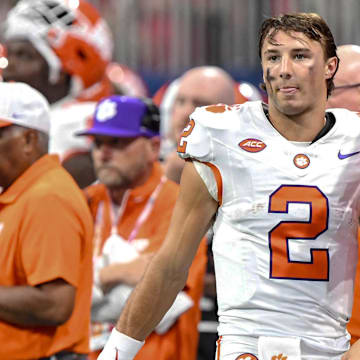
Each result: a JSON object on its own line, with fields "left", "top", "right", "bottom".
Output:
{"left": 333, "top": 82, "right": 360, "bottom": 91}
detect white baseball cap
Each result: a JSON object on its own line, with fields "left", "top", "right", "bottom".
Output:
{"left": 0, "top": 82, "right": 50, "bottom": 134}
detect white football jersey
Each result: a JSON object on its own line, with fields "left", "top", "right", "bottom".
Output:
{"left": 49, "top": 101, "right": 96, "bottom": 160}
{"left": 178, "top": 101, "right": 360, "bottom": 355}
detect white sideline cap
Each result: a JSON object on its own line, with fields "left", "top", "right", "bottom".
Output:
{"left": 0, "top": 82, "right": 50, "bottom": 134}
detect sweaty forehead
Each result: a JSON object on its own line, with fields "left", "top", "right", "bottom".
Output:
{"left": 261, "top": 29, "right": 323, "bottom": 56}
{"left": 265, "top": 30, "right": 312, "bottom": 48}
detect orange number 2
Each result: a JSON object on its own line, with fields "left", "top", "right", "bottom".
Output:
{"left": 177, "top": 119, "right": 195, "bottom": 153}
{"left": 268, "top": 185, "right": 329, "bottom": 281}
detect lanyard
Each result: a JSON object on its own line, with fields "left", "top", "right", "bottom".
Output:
{"left": 93, "top": 177, "right": 166, "bottom": 256}
{"left": 108, "top": 190, "right": 130, "bottom": 236}
{"left": 127, "top": 176, "right": 166, "bottom": 242}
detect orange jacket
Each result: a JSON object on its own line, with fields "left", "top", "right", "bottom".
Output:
{"left": 0, "top": 154, "right": 93, "bottom": 359}
{"left": 86, "top": 162, "right": 207, "bottom": 360}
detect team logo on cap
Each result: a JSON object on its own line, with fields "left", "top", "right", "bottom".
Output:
{"left": 293, "top": 154, "right": 310, "bottom": 169}
{"left": 239, "top": 138, "right": 266, "bottom": 153}
{"left": 96, "top": 99, "right": 117, "bottom": 122}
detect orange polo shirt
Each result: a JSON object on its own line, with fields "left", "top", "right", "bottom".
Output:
{"left": 86, "top": 162, "right": 207, "bottom": 360}
{"left": 0, "top": 154, "right": 93, "bottom": 359}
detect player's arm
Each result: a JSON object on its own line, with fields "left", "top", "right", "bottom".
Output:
{"left": 98, "top": 160, "right": 218, "bottom": 359}
{"left": 0, "top": 278, "right": 75, "bottom": 326}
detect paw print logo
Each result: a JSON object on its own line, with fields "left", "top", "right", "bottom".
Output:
{"left": 271, "top": 354, "right": 287, "bottom": 360}
{"left": 293, "top": 153, "right": 310, "bottom": 169}
{"left": 96, "top": 99, "right": 117, "bottom": 122}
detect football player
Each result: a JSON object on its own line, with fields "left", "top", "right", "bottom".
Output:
{"left": 101, "top": 12, "right": 360, "bottom": 360}
{"left": 3, "top": 0, "right": 113, "bottom": 187}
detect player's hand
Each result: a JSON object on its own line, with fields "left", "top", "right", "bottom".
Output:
{"left": 342, "top": 339, "right": 360, "bottom": 359}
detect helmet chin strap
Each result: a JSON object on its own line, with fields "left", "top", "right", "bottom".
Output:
{"left": 28, "top": 34, "right": 62, "bottom": 84}
{"left": 69, "top": 76, "right": 83, "bottom": 97}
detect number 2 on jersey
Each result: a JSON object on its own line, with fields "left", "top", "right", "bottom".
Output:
{"left": 268, "top": 185, "right": 329, "bottom": 281}
{"left": 177, "top": 119, "right": 195, "bottom": 153}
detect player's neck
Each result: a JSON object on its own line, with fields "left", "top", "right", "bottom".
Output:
{"left": 267, "top": 102, "right": 327, "bottom": 142}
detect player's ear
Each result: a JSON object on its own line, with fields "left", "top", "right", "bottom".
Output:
{"left": 19, "top": 128, "right": 38, "bottom": 156}
{"left": 262, "top": 61, "right": 266, "bottom": 84}
{"left": 325, "top": 56, "right": 338, "bottom": 80}
{"left": 149, "top": 136, "right": 161, "bottom": 161}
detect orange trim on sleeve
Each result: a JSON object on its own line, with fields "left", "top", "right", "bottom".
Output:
{"left": 216, "top": 336, "right": 222, "bottom": 360}
{"left": 202, "top": 162, "right": 223, "bottom": 206}
{"left": 348, "top": 230, "right": 360, "bottom": 344}
{"left": 0, "top": 119, "right": 12, "bottom": 127}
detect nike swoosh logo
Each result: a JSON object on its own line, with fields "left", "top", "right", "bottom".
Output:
{"left": 338, "top": 150, "right": 360, "bottom": 159}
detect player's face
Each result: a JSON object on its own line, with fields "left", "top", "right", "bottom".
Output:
{"left": 261, "top": 30, "right": 335, "bottom": 116}
{"left": 3, "top": 40, "right": 50, "bottom": 94}
{"left": 92, "top": 136, "right": 157, "bottom": 189}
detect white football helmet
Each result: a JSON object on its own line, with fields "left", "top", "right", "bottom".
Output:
{"left": 4, "top": 0, "right": 113, "bottom": 94}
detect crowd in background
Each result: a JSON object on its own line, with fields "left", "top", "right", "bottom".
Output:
{"left": 1, "top": 0, "right": 360, "bottom": 93}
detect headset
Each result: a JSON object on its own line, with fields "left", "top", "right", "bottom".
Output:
{"left": 140, "top": 97, "right": 161, "bottom": 136}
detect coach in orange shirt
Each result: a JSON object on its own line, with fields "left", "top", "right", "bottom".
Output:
{"left": 76, "top": 96, "right": 207, "bottom": 360}
{"left": 0, "top": 82, "right": 93, "bottom": 360}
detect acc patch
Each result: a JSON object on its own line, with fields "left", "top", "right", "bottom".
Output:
{"left": 239, "top": 138, "right": 266, "bottom": 153}
{"left": 236, "top": 354, "right": 258, "bottom": 360}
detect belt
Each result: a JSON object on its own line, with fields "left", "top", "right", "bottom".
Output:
{"left": 39, "top": 352, "right": 87, "bottom": 360}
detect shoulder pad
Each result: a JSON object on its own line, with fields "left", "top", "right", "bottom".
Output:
{"left": 176, "top": 103, "right": 249, "bottom": 161}
{"left": 191, "top": 103, "right": 244, "bottom": 130}
{"left": 177, "top": 108, "right": 210, "bottom": 160}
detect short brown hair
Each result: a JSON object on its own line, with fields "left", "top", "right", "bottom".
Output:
{"left": 258, "top": 13, "right": 339, "bottom": 98}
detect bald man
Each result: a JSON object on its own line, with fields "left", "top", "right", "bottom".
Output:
{"left": 163, "top": 66, "right": 235, "bottom": 183}
{"left": 160, "top": 66, "right": 236, "bottom": 360}
{"left": 327, "top": 44, "right": 360, "bottom": 112}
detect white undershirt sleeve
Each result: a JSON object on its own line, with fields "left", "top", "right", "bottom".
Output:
{"left": 193, "top": 161, "right": 218, "bottom": 202}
